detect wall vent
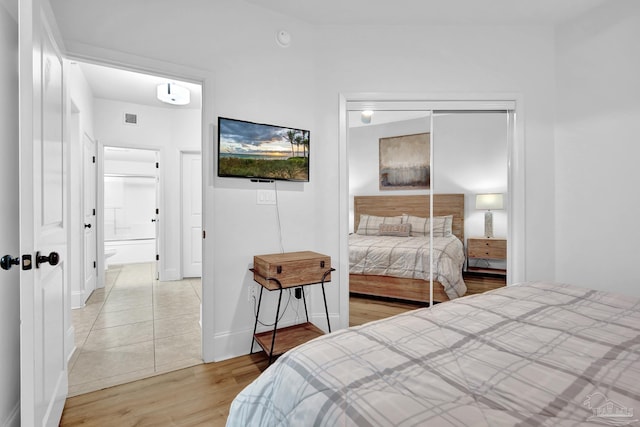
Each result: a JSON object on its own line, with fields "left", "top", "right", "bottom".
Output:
{"left": 124, "top": 113, "right": 138, "bottom": 125}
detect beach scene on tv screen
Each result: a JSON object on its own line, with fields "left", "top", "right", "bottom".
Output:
{"left": 219, "top": 118, "right": 309, "bottom": 181}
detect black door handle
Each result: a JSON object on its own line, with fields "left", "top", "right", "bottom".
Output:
{"left": 84, "top": 223, "right": 92, "bottom": 229}
{"left": 151, "top": 219, "right": 157, "bottom": 222}
{"left": 1, "top": 255, "right": 20, "bottom": 271}
{"left": 35, "top": 251, "right": 60, "bottom": 269}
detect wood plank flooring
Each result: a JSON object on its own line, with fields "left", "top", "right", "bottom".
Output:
{"left": 60, "top": 273, "right": 505, "bottom": 426}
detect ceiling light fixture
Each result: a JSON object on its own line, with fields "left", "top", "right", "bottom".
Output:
{"left": 156, "top": 83, "right": 190, "bottom": 106}
{"left": 361, "top": 110, "right": 374, "bottom": 124}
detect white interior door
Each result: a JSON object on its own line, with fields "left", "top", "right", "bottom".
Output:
{"left": 82, "top": 134, "right": 97, "bottom": 302}
{"left": 182, "top": 152, "right": 202, "bottom": 277}
{"left": 0, "top": 1, "right": 21, "bottom": 424}
{"left": 19, "top": 0, "right": 68, "bottom": 425}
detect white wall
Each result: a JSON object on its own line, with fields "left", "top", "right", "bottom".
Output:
{"left": 0, "top": 0, "right": 20, "bottom": 424}
{"left": 432, "top": 112, "right": 509, "bottom": 240}
{"left": 348, "top": 118, "right": 431, "bottom": 229}
{"left": 93, "top": 99, "right": 201, "bottom": 280}
{"left": 50, "top": 1, "right": 558, "bottom": 361}
{"left": 555, "top": 0, "right": 640, "bottom": 296}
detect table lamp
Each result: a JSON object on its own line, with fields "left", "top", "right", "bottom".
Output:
{"left": 475, "top": 193, "right": 504, "bottom": 238}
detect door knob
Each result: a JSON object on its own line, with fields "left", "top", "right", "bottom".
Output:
{"left": 35, "top": 251, "right": 60, "bottom": 269}
{"left": 1, "top": 255, "right": 20, "bottom": 271}
{"left": 84, "top": 223, "right": 92, "bottom": 229}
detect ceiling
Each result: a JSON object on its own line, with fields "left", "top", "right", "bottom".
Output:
{"left": 76, "top": 62, "right": 202, "bottom": 110}
{"left": 244, "top": 0, "right": 609, "bottom": 25}
{"left": 69, "top": 0, "right": 608, "bottom": 109}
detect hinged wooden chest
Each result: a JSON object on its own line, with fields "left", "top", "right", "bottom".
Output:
{"left": 253, "top": 251, "right": 331, "bottom": 290}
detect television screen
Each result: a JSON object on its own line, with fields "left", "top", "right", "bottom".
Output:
{"left": 217, "top": 117, "right": 310, "bottom": 182}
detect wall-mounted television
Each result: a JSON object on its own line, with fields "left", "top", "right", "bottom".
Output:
{"left": 217, "top": 117, "right": 310, "bottom": 182}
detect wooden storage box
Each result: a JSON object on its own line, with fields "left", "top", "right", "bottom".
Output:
{"left": 253, "top": 251, "right": 331, "bottom": 290}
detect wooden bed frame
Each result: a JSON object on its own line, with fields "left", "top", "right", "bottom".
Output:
{"left": 350, "top": 194, "right": 465, "bottom": 304}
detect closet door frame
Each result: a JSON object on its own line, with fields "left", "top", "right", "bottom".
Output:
{"left": 339, "top": 94, "right": 524, "bottom": 326}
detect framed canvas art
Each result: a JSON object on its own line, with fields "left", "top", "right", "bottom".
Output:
{"left": 379, "top": 132, "right": 430, "bottom": 190}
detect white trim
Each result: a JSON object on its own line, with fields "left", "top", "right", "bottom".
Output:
{"left": 339, "top": 92, "right": 526, "bottom": 321}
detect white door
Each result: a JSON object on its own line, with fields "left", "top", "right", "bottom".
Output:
{"left": 82, "top": 134, "right": 97, "bottom": 301}
{"left": 182, "top": 153, "right": 202, "bottom": 277}
{"left": 0, "top": 0, "right": 21, "bottom": 424}
{"left": 19, "top": 0, "right": 68, "bottom": 425}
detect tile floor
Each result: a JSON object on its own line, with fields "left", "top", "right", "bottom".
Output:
{"left": 68, "top": 263, "right": 202, "bottom": 397}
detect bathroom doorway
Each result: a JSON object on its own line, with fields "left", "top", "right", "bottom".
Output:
{"left": 103, "top": 146, "right": 159, "bottom": 273}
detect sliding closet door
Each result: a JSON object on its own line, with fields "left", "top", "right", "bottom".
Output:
{"left": 346, "top": 108, "right": 434, "bottom": 305}
{"left": 431, "top": 111, "right": 509, "bottom": 287}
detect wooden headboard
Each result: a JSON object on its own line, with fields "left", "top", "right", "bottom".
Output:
{"left": 353, "top": 194, "right": 465, "bottom": 242}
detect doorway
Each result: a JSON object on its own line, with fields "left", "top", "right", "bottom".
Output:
{"left": 103, "top": 146, "right": 159, "bottom": 272}
{"left": 67, "top": 61, "right": 204, "bottom": 395}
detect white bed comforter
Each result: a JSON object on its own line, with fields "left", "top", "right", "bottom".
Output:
{"left": 227, "top": 282, "right": 640, "bottom": 426}
{"left": 349, "top": 234, "right": 467, "bottom": 299}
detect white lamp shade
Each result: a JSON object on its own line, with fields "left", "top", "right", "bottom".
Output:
{"left": 476, "top": 193, "right": 504, "bottom": 210}
{"left": 156, "top": 83, "right": 190, "bottom": 106}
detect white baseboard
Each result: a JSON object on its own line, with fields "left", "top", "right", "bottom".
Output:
{"left": 65, "top": 325, "right": 76, "bottom": 366}
{"left": 70, "top": 290, "right": 85, "bottom": 309}
{"left": 160, "top": 268, "right": 180, "bottom": 282}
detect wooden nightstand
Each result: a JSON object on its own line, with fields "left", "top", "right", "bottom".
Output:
{"left": 467, "top": 237, "right": 507, "bottom": 276}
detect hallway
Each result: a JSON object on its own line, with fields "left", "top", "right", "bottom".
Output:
{"left": 68, "top": 263, "right": 202, "bottom": 396}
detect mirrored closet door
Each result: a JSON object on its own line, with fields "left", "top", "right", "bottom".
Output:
{"left": 346, "top": 101, "right": 513, "bottom": 310}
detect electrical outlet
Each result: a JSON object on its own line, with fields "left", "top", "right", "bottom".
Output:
{"left": 248, "top": 284, "right": 258, "bottom": 302}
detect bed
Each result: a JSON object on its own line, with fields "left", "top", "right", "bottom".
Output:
{"left": 350, "top": 194, "right": 467, "bottom": 303}
{"left": 227, "top": 282, "right": 640, "bottom": 426}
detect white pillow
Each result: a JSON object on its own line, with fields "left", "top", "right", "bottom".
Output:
{"left": 402, "top": 215, "right": 453, "bottom": 237}
{"left": 356, "top": 214, "right": 402, "bottom": 236}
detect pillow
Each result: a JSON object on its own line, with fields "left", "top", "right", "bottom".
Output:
{"left": 378, "top": 223, "right": 411, "bottom": 237}
{"left": 356, "top": 214, "right": 402, "bottom": 236}
{"left": 403, "top": 214, "right": 453, "bottom": 237}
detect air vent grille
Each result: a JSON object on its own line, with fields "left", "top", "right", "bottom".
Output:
{"left": 124, "top": 113, "right": 138, "bottom": 125}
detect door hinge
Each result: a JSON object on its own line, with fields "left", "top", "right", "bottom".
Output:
{"left": 202, "top": 230, "right": 206, "bottom": 239}
{"left": 92, "top": 156, "right": 96, "bottom": 164}
{"left": 156, "top": 208, "right": 159, "bottom": 215}
{"left": 93, "top": 208, "right": 96, "bottom": 216}
{"left": 93, "top": 261, "right": 96, "bottom": 268}
{"left": 156, "top": 162, "right": 159, "bottom": 169}
{"left": 156, "top": 254, "right": 159, "bottom": 261}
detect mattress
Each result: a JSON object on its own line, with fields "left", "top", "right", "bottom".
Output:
{"left": 227, "top": 282, "right": 640, "bottom": 426}
{"left": 349, "top": 234, "right": 467, "bottom": 299}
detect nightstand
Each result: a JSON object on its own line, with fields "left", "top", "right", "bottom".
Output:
{"left": 467, "top": 237, "right": 507, "bottom": 276}
{"left": 250, "top": 251, "right": 334, "bottom": 364}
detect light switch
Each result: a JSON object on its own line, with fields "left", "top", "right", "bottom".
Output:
{"left": 257, "top": 189, "right": 276, "bottom": 205}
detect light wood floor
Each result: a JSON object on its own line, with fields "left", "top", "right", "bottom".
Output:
{"left": 60, "top": 273, "right": 505, "bottom": 426}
